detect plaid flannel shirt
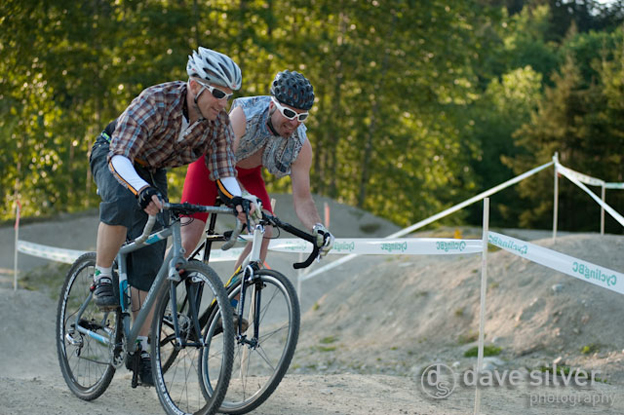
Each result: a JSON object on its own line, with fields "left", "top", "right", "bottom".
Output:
{"left": 108, "top": 81, "right": 237, "bottom": 181}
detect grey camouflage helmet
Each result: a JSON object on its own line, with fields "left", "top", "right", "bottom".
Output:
{"left": 187, "top": 47, "right": 242, "bottom": 90}
{"left": 270, "top": 70, "right": 314, "bottom": 110}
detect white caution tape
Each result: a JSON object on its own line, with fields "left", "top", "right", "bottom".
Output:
{"left": 606, "top": 182, "right": 624, "bottom": 190}
{"left": 556, "top": 164, "right": 605, "bottom": 187}
{"left": 556, "top": 163, "right": 624, "bottom": 227}
{"left": 189, "top": 247, "right": 244, "bottom": 262}
{"left": 488, "top": 231, "right": 624, "bottom": 296}
{"left": 17, "top": 241, "right": 84, "bottom": 264}
{"left": 267, "top": 238, "right": 483, "bottom": 255}
{"left": 556, "top": 163, "right": 624, "bottom": 190}
{"left": 300, "top": 160, "right": 555, "bottom": 282}
{"left": 18, "top": 240, "right": 244, "bottom": 264}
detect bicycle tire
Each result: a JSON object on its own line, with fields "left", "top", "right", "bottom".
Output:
{"left": 152, "top": 260, "right": 234, "bottom": 415}
{"left": 56, "top": 252, "right": 120, "bottom": 400}
{"left": 202, "top": 269, "right": 300, "bottom": 414}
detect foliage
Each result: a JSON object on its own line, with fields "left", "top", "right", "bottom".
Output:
{"left": 463, "top": 345, "right": 502, "bottom": 357}
{"left": 0, "top": 0, "right": 622, "bottom": 234}
{"left": 504, "top": 29, "right": 624, "bottom": 232}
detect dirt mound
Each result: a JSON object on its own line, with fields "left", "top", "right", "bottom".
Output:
{"left": 2, "top": 197, "right": 624, "bottom": 414}
{"left": 293, "top": 233, "right": 624, "bottom": 383}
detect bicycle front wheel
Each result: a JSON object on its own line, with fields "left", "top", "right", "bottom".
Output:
{"left": 152, "top": 260, "right": 234, "bottom": 415}
{"left": 56, "top": 252, "right": 120, "bottom": 400}
{"left": 203, "top": 269, "right": 300, "bottom": 414}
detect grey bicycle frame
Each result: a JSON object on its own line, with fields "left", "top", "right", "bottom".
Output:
{"left": 117, "top": 215, "right": 178, "bottom": 354}
{"left": 72, "top": 204, "right": 237, "bottom": 356}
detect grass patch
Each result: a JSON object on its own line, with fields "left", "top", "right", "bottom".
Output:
{"left": 320, "top": 335, "right": 338, "bottom": 344}
{"left": 458, "top": 331, "right": 478, "bottom": 345}
{"left": 580, "top": 343, "right": 600, "bottom": 355}
{"left": 317, "top": 345, "right": 337, "bottom": 352}
{"left": 464, "top": 345, "right": 502, "bottom": 358}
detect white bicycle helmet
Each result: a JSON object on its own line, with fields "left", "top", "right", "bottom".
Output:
{"left": 187, "top": 47, "right": 242, "bottom": 91}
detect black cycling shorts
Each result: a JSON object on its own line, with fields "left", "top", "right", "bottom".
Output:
{"left": 90, "top": 134, "right": 168, "bottom": 291}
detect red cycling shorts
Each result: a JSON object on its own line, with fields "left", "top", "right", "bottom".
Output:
{"left": 181, "top": 158, "right": 273, "bottom": 223}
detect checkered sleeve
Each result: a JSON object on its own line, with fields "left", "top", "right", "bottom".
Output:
{"left": 206, "top": 112, "right": 238, "bottom": 181}
{"left": 108, "top": 89, "right": 163, "bottom": 162}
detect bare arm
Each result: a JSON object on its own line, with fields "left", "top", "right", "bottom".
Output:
{"left": 290, "top": 139, "right": 324, "bottom": 231}
{"left": 229, "top": 106, "right": 246, "bottom": 151}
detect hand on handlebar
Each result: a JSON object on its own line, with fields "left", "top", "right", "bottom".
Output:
{"left": 312, "top": 223, "right": 334, "bottom": 258}
{"left": 231, "top": 193, "right": 262, "bottom": 227}
{"left": 138, "top": 186, "right": 163, "bottom": 216}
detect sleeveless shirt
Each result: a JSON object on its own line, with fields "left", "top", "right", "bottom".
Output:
{"left": 231, "top": 96, "right": 307, "bottom": 178}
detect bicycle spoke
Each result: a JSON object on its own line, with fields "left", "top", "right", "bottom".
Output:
{"left": 214, "top": 270, "right": 300, "bottom": 414}
{"left": 56, "top": 252, "right": 118, "bottom": 401}
{"left": 152, "top": 261, "right": 233, "bottom": 415}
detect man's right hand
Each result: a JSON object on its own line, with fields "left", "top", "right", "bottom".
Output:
{"left": 230, "top": 194, "right": 262, "bottom": 224}
{"left": 137, "top": 186, "right": 163, "bottom": 215}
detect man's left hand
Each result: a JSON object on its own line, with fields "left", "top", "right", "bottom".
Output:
{"left": 312, "top": 223, "right": 334, "bottom": 258}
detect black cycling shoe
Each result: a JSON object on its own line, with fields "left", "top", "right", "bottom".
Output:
{"left": 139, "top": 353, "right": 154, "bottom": 387}
{"left": 93, "top": 277, "right": 118, "bottom": 309}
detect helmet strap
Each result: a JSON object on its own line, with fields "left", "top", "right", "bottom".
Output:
{"left": 266, "top": 106, "right": 280, "bottom": 136}
{"left": 189, "top": 80, "right": 207, "bottom": 122}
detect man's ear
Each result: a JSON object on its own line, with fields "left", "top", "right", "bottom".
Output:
{"left": 188, "top": 79, "right": 199, "bottom": 95}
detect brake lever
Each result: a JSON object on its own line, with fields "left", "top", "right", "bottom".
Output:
{"left": 245, "top": 208, "right": 252, "bottom": 233}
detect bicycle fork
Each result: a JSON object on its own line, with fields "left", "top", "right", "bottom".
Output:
{"left": 168, "top": 278, "right": 206, "bottom": 349}
{"left": 237, "top": 265, "right": 263, "bottom": 348}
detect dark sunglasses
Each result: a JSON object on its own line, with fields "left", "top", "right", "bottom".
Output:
{"left": 272, "top": 97, "right": 309, "bottom": 122}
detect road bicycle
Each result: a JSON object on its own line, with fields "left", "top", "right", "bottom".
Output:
{"left": 187, "top": 206, "right": 321, "bottom": 414}
{"left": 56, "top": 202, "right": 242, "bottom": 415}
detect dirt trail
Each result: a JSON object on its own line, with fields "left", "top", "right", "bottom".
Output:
{"left": 1, "top": 195, "right": 623, "bottom": 414}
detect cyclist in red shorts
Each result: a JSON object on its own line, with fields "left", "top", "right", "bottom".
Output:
{"left": 181, "top": 70, "right": 334, "bottom": 271}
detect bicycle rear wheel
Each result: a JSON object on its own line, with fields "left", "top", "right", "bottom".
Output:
{"left": 202, "top": 269, "right": 300, "bottom": 414}
{"left": 56, "top": 252, "right": 120, "bottom": 400}
{"left": 152, "top": 260, "right": 234, "bottom": 415}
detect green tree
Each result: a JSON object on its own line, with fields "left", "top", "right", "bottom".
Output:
{"left": 506, "top": 29, "right": 624, "bottom": 233}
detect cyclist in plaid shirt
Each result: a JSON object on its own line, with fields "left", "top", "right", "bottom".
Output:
{"left": 89, "top": 47, "right": 257, "bottom": 386}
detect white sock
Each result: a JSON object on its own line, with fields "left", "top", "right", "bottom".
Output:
{"left": 94, "top": 266, "right": 112, "bottom": 282}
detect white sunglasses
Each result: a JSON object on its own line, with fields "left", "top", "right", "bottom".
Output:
{"left": 195, "top": 79, "right": 233, "bottom": 101}
{"left": 272, "top": 97, "right": 309, "bottom": 122}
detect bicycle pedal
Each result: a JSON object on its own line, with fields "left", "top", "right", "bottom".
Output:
{"left": 131, "top": 371, "right": 139, "bottom": 389}
{"left": 127, "top": 353, "right": 141, "bottom": 388}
